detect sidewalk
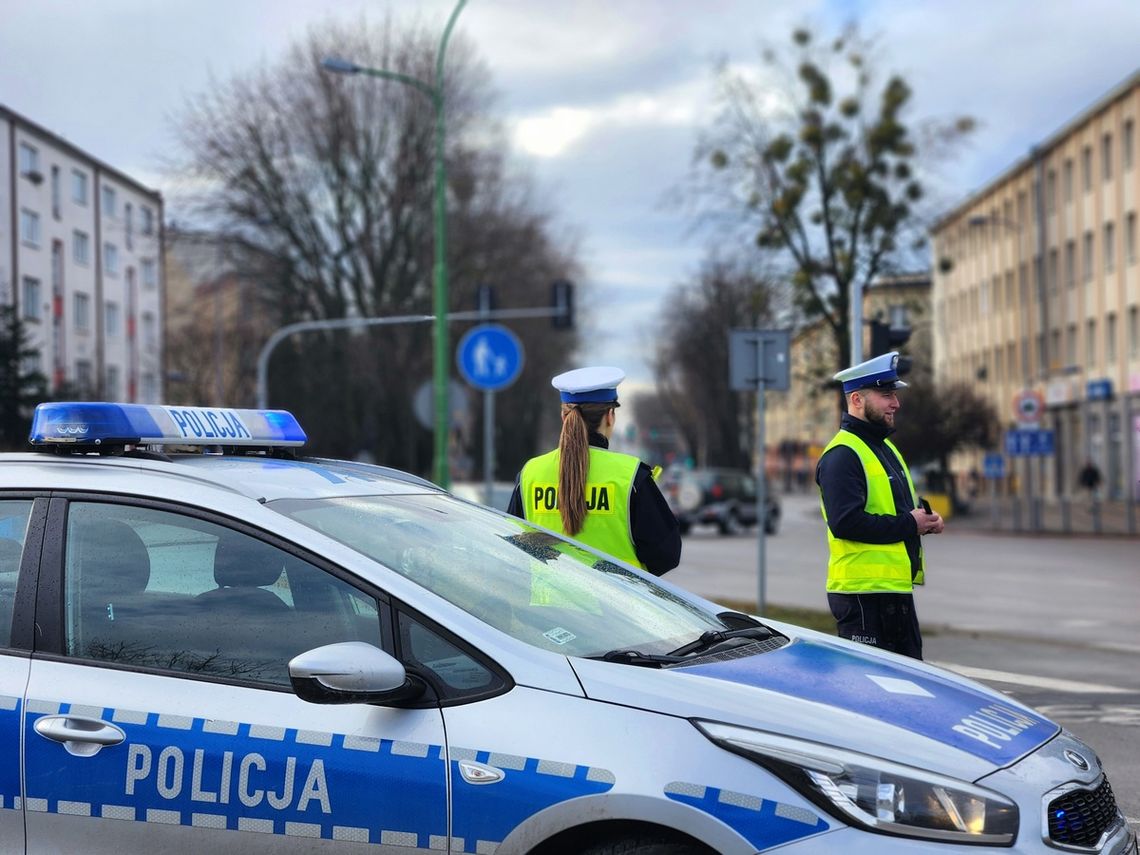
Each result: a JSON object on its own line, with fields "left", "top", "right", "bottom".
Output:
{"left": 949, "top": 494, "right": 1140, "bottom": 537}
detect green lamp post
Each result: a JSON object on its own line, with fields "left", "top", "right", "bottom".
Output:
{"left": 322, "top": 0, "right": 467, "bottom": 488}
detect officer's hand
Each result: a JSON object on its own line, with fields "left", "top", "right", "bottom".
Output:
{"left": 910, "top": 509, "right": 944, "bottom": 535}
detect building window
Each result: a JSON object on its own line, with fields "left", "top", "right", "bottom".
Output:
{"left": 1045, "top": 169, "right": 1056, "bottom": 213}
{"left": 105, "top": 365, "right": 120, "bottom": 401}
{"left": 1086, "top": 319, "right": 1097, "bottom": 365}
{"left": 73, "top": 230, "right": 90, "bottom": 266}
{"left": 104, "top": 243, "right": 119, "bottom": 276}
{"left": 1036, "top": 333, "right": 1047, "bottom": 374}
{"left": 1105, "top": 222, "right": 1116, "bottom": 273}
{"left": 51, "top": 165, "right": 61, "bottom": 219}
{"left": 994, "top": 346, "right": 1003, "bottom": 382}
{"left": 72, "top": 169, "right": 88, "bottom": 205}
{"left": 1082, "top": 145, "right": 1092, "bottom": 192}
{"left": 1128, "top": 212, "right": 1137, "bottom": 265}
{"left": 1065, "top": 240, "right": 1075, "bottom": 288}
{"left": 22, "top": 351, "right": 42, "bottom": 377}
{"left": 1066, "top": 323, "right": 1078, "bottom": 367}
{"left": 101, "top": 185, "right": 116, "bottom": 218}
{"left": 22, "top": 277, "right": 42, "bottom": 321}
{"left": 992, "top": 275, "right": 1002, "bottom": 310}
{"left": 125, "top": 203, "right": 133, "bottom": 251}
{"left": 20, "top": 209, "right": 41, "bottom": 248}
{"left": 1063, "top": 158, "right": 1073, "bottom": 202}
{"left": 142, "top": 312, "right": 157, "bottom": 351}
{"left": 76, "top": 360, "right": 94, "bottom": 396}
{"left": 1007, "top": 342, "right": 1017, "bottom": 377}
{"left": 1102, "top": 133, "right": 1113, "bottom": 182}
{"left": 1126, "top": 120, "right": 1135, "bottom": 172}
{"left": 74, "top": 293, "right": 91, "bottom": 332}
{"left": 141, "top": 206, "right": 154, "bottom": 236}
{"left": 1130, "top": 306, "right": 1139, "bottom": 360}
{"left": 141, "top": 258, "right": 157, "bottom": 290}
{"left": 1005, "top": 271, "right": 1014, "bottom": 306}
{"left": 1107, "top": 313, "right": 1117, "bottom": 363}
{"left": 18, "top": 142, "right": 40, "bottom": 177}
{"left": 1083, "top": 231, "right": 1094, "bottom": 281}
{"left": 1048, "top": 249, "right": 1059, "bottom": 294}
{"left": 141, "top": 372, "right": 158, "bottom": 403}
{"left": 105, "top": 301, "right": 120, "bottom": 337}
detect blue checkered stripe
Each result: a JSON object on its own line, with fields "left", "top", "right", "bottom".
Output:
{"left": 18, "top": 698, "right": 616, "bottom": 850}
{"left": 0, "top": 695, "right": 20, "bottom": 811}
{"left": 665, "top": 781, "right": 830, "bottom": 851}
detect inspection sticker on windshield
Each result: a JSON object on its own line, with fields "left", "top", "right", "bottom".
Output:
{"left": 543, "top": 627, "right": 576, "bottom": 645}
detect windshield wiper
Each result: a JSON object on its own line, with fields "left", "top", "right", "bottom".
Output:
{"left": 668, "top": 626, "right": 773, "bottom": 658}
{"left": 594, "top": 649, "right": 684, "bottom": 668}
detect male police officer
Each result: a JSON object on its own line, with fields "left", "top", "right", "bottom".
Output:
{"left": 816, "top": 352, "right": 943, "bottom": 659}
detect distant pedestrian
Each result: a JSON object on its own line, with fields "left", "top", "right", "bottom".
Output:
{"left": 1078, "top": 459, "right": 1102, "bottom": 501}
{"left": 816, "top": 352, "right": 943, "bottom": 660}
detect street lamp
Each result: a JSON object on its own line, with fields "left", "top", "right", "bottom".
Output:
{"left": 322, "top": 0, "right": 467, "bottom": 489}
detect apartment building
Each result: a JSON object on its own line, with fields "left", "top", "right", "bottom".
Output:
{"left": 1, "top": 104, "right": 164, "bottom": 402}
{"left": 931, "top": 72, "right": 1140, "bottom": 500}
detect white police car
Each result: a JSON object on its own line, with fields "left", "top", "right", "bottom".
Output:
{"left": 0, "top": 402, "right": 1133, "bottom": 854}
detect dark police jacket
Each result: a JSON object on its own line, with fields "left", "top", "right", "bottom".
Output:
{"left": 508, "top": 433, "right": 681, "bottom": 576}
{"left": 815, "top": 414, "right": 922, "bottom": 579}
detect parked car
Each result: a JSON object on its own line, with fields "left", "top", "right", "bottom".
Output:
{"left": 666, "top": 467, "right": 781, "bottom": 536}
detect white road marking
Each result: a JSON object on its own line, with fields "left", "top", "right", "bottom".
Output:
{"left": 933, "top": 662, "right": 1133, "bottom": 695}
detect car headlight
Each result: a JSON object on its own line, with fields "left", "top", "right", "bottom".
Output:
{"left": 696, "top": 721, "right": 1018, "bottom": 846}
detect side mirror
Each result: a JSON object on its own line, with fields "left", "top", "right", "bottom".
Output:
{"left": 288, "top": 642, "right": 426, "bottom": 706}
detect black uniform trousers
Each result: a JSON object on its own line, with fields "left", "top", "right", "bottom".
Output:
{"left": 828, "top": 591, "right": 922, "bottom": 660}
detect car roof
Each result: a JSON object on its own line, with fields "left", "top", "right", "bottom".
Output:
{"left": 0, "top": 451, "right": 445, "bottom": 503}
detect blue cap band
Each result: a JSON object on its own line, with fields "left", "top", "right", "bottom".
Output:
{"left": 842, "top": 369, "right": 898, "bottom": 394}
{"left": 560, "top": 388, "right": 619, "bottom": 404}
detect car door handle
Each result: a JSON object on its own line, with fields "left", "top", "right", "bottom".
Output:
{"left": 34, "top": 715, "right": 126, "bottom": 757}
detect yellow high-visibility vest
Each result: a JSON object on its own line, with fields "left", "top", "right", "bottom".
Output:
{"left": 819, "top": 430, "right": 924, "bottom": 593}
{"left": 521, "top": 447, "right": 643, "bottom": 570}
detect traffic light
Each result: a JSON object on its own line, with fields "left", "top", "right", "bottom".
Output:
{"left": 869, "top": 318, "right": 911, "bottom": 358}
{"left": 474, "top": 283, "right": 495, "bottom": 313}
{"left": 551, "top": 280, "right": 574, "bottom": 329}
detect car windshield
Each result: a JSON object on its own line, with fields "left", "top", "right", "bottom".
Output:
{"left": 270, "top": 493, "right": 723, "bottom": 657}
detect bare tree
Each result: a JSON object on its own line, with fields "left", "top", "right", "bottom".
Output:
{"left": 168, "top": 16, "right": 581, "bottom": 473}
{"left": 654, "top": 252, "right": 780, "bottom": 469}
{"left": 692, "top": 25, "right": 973, "bottom": 383}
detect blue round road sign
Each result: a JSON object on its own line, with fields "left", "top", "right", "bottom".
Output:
{"left": 456, "top": 324, "right": 524, "bottom": 391}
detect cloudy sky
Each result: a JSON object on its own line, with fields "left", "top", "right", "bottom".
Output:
{"left": 4, "top": 0, "right": 1140, "bottom": 387}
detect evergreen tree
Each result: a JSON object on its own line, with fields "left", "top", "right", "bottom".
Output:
{"left": 0, "top": 304, "right": 49, "bottom": 450}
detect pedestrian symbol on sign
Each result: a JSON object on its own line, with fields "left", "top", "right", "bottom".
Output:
{"left": 457, "top": 324, "right": 524, "bottom": 391}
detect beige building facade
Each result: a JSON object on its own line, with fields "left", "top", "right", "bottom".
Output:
{"left": 1, "top": 104, "right": 164, "bottom": 402}
{"left": 931, "top": 71, "right": 1140, "bottom": 501}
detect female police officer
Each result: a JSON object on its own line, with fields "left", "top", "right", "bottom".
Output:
{"left": 507, "top": 366, "right": 681, "bottom": 575}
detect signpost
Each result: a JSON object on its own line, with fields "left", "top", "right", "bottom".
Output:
{"left": 1005, "top": 428, "right": 1055, "bottom": 457}
{"left": 457, "top": 320, "right": 524, "bottom": 506}
{"left": 982, "top": 452, "right": 1006, "bottom": 528}
{"left": 729, "top": 329, "right": 791, "bottom": 615}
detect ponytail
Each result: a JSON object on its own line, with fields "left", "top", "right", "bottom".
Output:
{"left": 557, "top": 402, "right": 611, "bottom": 535}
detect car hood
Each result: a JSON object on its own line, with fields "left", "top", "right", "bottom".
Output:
{"left": 570, "top": 635, "right": 1058, "bottom": 782}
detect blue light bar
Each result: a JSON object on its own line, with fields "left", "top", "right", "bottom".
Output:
{"left": 29, "top": 402, "right": 307, "bottom": 448}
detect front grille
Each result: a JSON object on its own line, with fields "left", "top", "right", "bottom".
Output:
{"left": 1047, "top": 775, "right": 1119, "bottom": 848}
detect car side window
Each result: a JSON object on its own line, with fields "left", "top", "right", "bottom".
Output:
{"left": 0, "top": 501, "right": 34, "bottom": 649}
{"left": 63, "top": 502, "right": 384, "bottom": 688}
{"left": 397, "top": 610, "right": 508, "bottom": 702}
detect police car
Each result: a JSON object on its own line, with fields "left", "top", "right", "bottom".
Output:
{"left": 0, "top": 401, "right": 1133, "bottom": 855}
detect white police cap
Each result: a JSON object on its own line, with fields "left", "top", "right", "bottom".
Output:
{"left": 833, "top": 352, "right": 909, "bottom": 394}
{"left": 551, "top": 366, "right": 625, "bottom": 404}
